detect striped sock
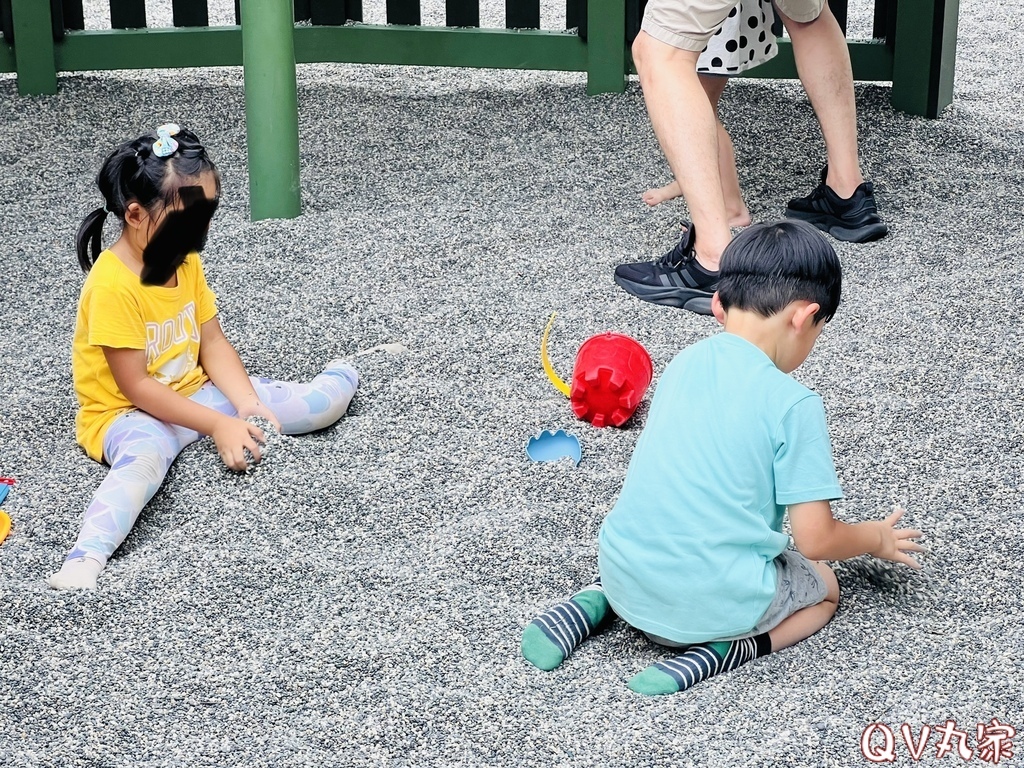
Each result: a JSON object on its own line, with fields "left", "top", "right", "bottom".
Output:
{"left": 628, "top": 633, "right": 771, "bottom": 695}
{"left": 521, "top": 580, "right": 608, "bottom": 671}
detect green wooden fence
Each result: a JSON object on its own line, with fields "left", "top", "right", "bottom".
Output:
{"left": 0, "top": 0, "right": 960, "bottom": 219}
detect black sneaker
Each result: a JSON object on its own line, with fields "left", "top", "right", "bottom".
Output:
{"left": 613, "top": 224, "right": 718, "bottom": 315}
{"left": 785, "top": 166, "right": 888, "bottom": 242}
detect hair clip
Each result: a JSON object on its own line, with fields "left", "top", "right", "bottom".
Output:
{"left": 152, "top": 123, "right": 181, "bottom": 158}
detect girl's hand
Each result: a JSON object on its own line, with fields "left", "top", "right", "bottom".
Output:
{"left": 212, "top": 416, "right": 266, "bottom": 471}
{"left": 236, "top": 401, "right": 282, "bottom": 434}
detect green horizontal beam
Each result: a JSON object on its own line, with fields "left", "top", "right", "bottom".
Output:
{"left": 50, "top": 24, "right": 587, "bottom": 74}
{"left": 293, "top": 24, "right": 587, "bottom": 71}
{"left": 54, "top": 26, "right": 242, "bottom": 71}
{"left": 44, "top": 26, "right": 892, "bottom": 83}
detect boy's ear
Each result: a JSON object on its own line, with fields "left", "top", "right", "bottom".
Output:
{"left": 792, "top": 301, "right": 821, "bottom": 333}
{"left": 711, "top": 291, "right": 726, "bottom": 325}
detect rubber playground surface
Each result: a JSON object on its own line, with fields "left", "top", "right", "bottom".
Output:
{"left": 1, "top": 1, "right": 1022, "bottom": 765}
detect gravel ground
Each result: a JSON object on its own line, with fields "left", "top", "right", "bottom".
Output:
{"left": 1, "top": 1, "right": 1022, "bottom": 766}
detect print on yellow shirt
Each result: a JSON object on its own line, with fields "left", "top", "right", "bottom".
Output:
{"left": 146, "top": 301, "right": 201, "bottom": 383}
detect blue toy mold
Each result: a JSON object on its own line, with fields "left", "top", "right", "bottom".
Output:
{"left": 526, "top": 429, "right": 582, "bottom": 466}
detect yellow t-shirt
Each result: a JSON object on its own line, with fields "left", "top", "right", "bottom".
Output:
{"left": 72, "top": 250, "right": 218, "bottom": 461}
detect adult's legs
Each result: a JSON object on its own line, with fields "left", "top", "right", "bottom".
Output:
{"left": 632, "top": 32, "right": 733, "bottom": 270}
{"left": 643, "top": 76, "right": 752, "bottom": 228}
{"left": 707, "top": 76, "right": 750, "bottom": 228}
{"left": 779, "top": 3, "right": 863, "bottom": 196}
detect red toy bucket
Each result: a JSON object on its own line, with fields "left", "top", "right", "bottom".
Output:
{"left": 570, "top": 333, "right": 653, "bottom": 428}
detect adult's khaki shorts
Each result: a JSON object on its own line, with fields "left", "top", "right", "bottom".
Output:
{"left": 642, "top": 0, "right": 826, "bottom": 52}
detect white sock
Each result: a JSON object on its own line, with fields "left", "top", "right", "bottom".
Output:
{"left": 47, "top": 556, "right": 104, "bottom": 590}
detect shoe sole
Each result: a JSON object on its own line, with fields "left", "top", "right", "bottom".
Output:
{"left": 785, "top": 209, "right": 889, "bottom": 243}
{"left": 613, "top": 274, "right": 713, "bottom": 316}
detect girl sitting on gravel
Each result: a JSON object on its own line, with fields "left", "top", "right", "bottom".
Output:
{"left": 50, "top": 125, "right": 359, "bottom": 591}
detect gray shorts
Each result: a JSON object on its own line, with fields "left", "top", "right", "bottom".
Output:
{"left": 641, "top": 0, "right": 826, "bottom": 52}
{"left": 644, "top": 549, "right": 828, "bottom": 647}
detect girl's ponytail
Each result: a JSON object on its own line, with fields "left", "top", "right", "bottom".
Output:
{"left": 75, "top": 206, "right": 109, "bottom": 273}
{"left": 75, "top": 140, "right": 141, "bottom": 273}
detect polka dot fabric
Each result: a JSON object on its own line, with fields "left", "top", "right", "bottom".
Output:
{"left": 697, "top": 0, "right": 778, "bottom": 75}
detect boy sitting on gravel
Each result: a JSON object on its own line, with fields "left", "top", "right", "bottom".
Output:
{"left": 522, "top": 220, "right": 924, "bottom": 695}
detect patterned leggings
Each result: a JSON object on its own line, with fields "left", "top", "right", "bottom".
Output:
{"left": 65, "top": 361, "right": 358, "bottom": 566}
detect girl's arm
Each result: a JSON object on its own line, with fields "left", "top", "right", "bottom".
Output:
{"left": 789, "top": 501, "right": 925, "bottom": 568}
{"left": 103, "top": 346, "right": 264, "bottom": 471}
{"left": 197, "top": 317, "right": 281, "bottom": 431}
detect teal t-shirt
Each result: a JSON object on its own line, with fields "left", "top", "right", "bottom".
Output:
{"left": 597, "top": 332, "right": 843, "bottom": 644}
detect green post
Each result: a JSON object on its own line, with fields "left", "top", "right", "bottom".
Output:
{"left": 12, "top": 0, "right": 58, "bottom": 95}
{"left": 240, "top": 0, "right": 302, "bottom": 220}
{"left": 891, "top": 0, "right": 959, "bottom": 117}
{"left": 585, "top": 0, "right": 627, "bottom": 95}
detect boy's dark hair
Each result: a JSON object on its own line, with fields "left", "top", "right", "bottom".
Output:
{"left": 716, "top": 220, "right": 842, "bottom": 323}
{"left": 75, "top": 126, "right": 220, "bottom": 273}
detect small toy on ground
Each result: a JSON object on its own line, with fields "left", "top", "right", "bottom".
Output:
{"left": 526, "top": 429, "right": 582, "bottom": 466}
{"left": 541, "top": 313, "right": 653, "bottom": 428}
{"left": 0, "top": 477, "right": 14, "bottom": 506}
{"left": 0, "top": 477, "right": 15, "bottom": 545}
{"left": 570, "top": 333, "right": 653, "bottom": 428}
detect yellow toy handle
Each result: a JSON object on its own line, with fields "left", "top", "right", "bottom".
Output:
{"left": 541, "top": 312, "right": 571, "bottom": 397}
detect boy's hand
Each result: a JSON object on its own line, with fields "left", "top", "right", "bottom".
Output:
{"left": 790, "top": 501, "right": 926, "bottom": 567}
{"left": 868, "top": 507, "right": 925, "bottom": 569}
{"left": 212, "top": 416, "right": 266, "bottom": 471}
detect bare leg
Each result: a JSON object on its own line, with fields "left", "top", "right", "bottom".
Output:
{"left": 706, "top": 76, "right": 751, "bottom": 228}
{"left": 780, "top": 4, "right": 863, "bottom": 197}
{"left": 767, "top": 561, "right": 840, "bottom": 651}
{"left": 633, "top": 32, "right": 732, "bottom": 270}
{"left": 642, "top": 74, "right": 751, "bottom": 229}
